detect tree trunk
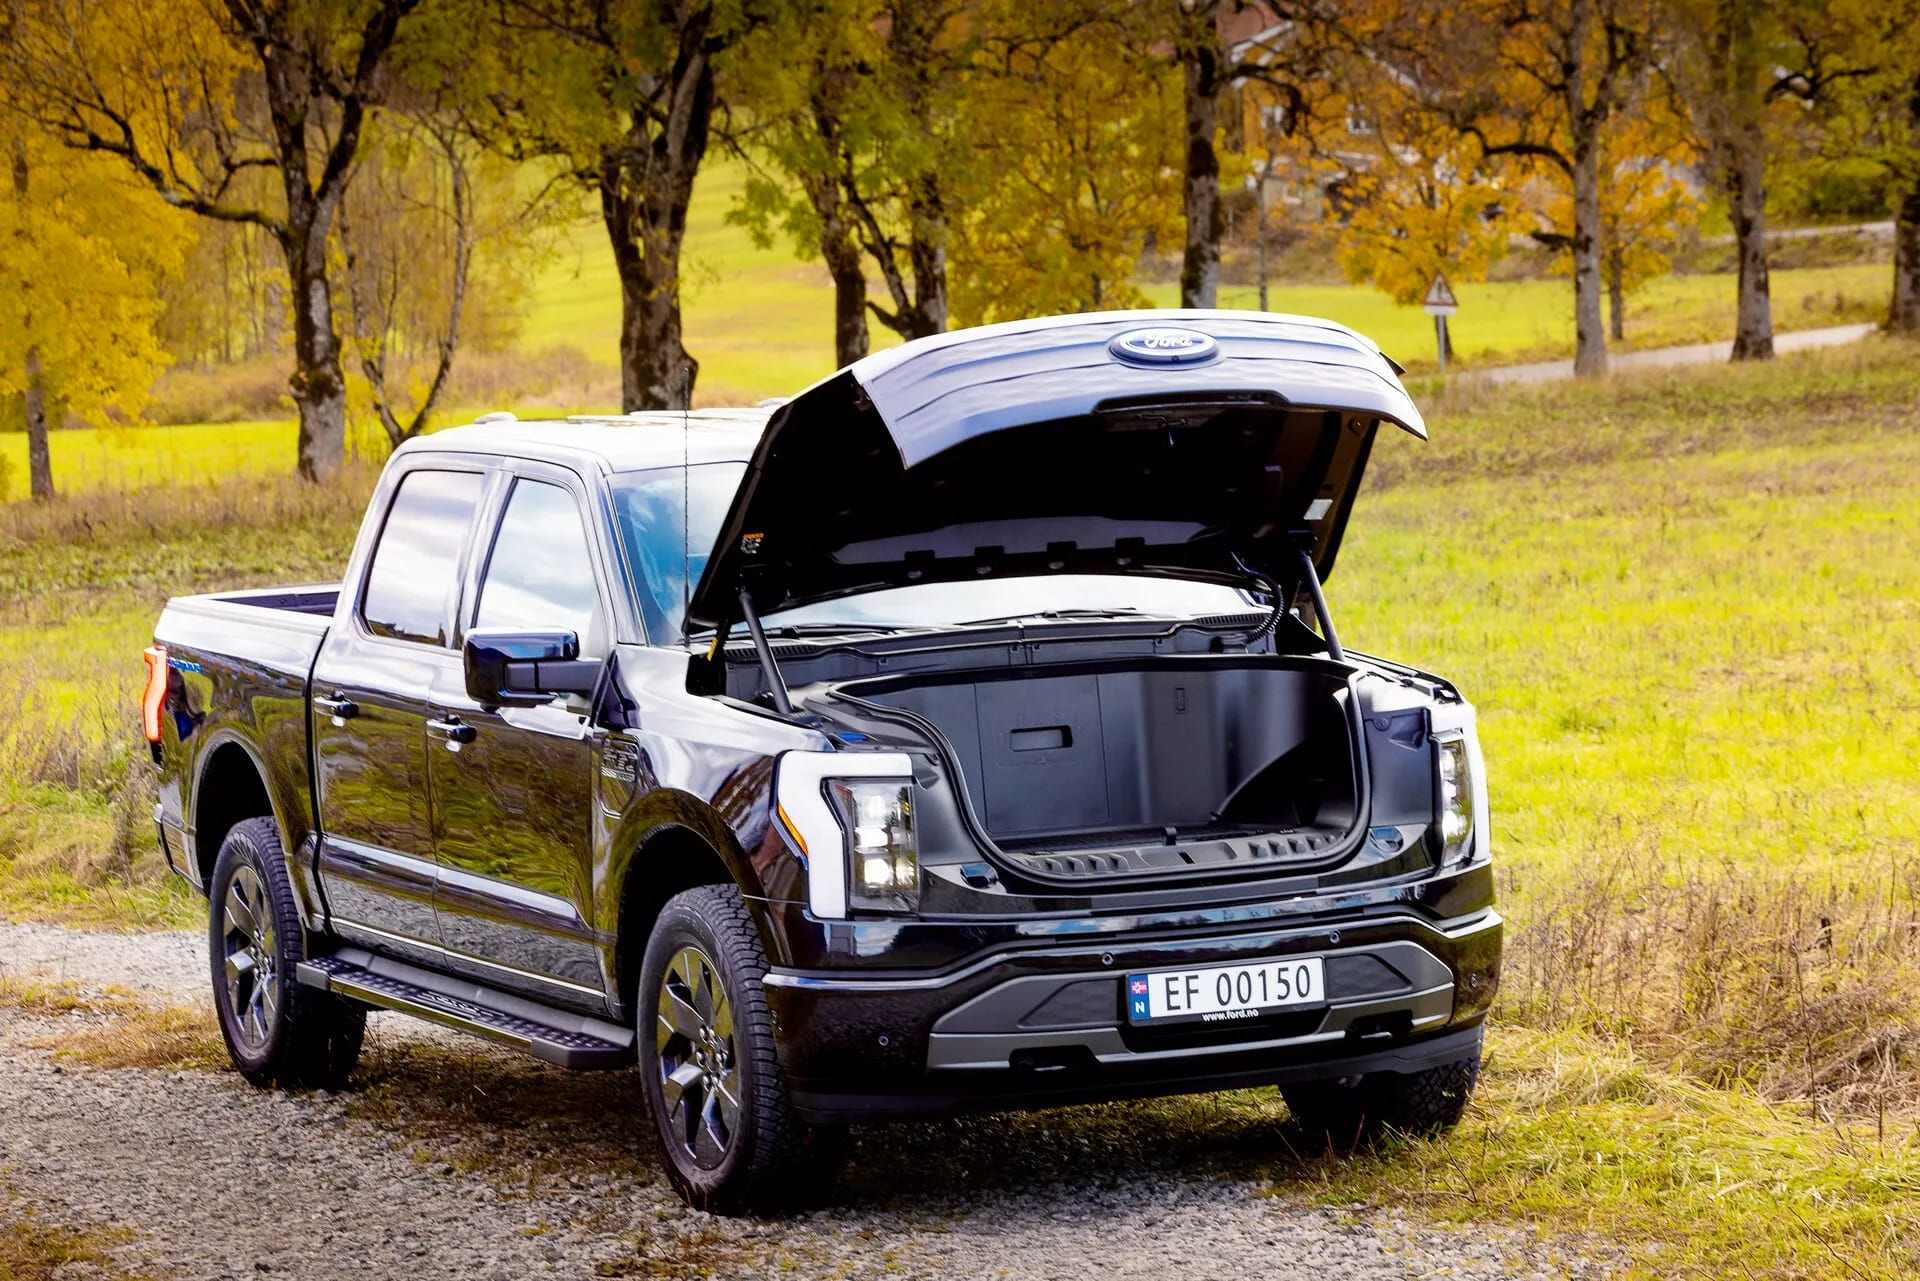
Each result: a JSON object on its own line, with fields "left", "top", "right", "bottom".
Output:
{"left": 1570, "top": 135, "right": 1608, "bottom": 377}
{"left": 1607, "top": 245, "right": 1625, "bottom": 342}
{"left": 1893, "top": 175, "right": 1920, "bottom": 333}
{"left": 11, "top": 139, "right": 53, "bottom": 500}
{"left": 603, "top": 167, "right": 700, "bottom": 412}
{"left": 804, "top": 110, "right": 870, "bottom": 367}
{"left": 598, "top": 10, "right": 716, "bottom": 413}
{"left": 806, "top": 161, "right": 871, "bottom": 365}
{"left": 22, "top": 360, "right": 52, "bottom": 502}
{"left": 904, "top": 178, "right": 948, "bottom": 338}
{"left": 1727, "top": 136, "right": 1773, "bottom": 360}
{"left": 1178, "top": 0, "right": 1224, "bottom": 309}
{"left": 1257, "top": 225, "right": 1269, "bottom": 312}
{"left": 283, "top": 236, "right": 349, "bottom": 479}
{"left": 1889, "top": 68, "right": 1920, "bottom": 333}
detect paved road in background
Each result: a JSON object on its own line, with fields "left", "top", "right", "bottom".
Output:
{"left": 1475, "top": 321, "right": 1880, "bottom": 387}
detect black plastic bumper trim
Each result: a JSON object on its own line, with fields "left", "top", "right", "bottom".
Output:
{"left": 789, "top": 1022, "right": 1485, "bottom": 1123}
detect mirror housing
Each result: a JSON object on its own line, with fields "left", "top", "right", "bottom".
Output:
{"left": 463, "top": 629, "right": 600, "bottom": 707}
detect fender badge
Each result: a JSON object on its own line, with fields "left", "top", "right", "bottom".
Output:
{"left": 1108, "top": 326, "right": 1219, "bottom": 366}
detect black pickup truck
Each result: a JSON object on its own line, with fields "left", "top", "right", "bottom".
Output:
{"left": 145, "top": 310, "right": 1499, "bottom": 1213}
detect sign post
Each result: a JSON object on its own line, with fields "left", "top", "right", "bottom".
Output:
{"left": 1422, "top": 272, "right": 1460, "bottom": 376}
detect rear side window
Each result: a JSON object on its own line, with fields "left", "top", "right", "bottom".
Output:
{"left": 473, "top": 479, "right": 603, "bottom": 652}
{"left": 361, "top": 469, "right": 485, "bottom": 646}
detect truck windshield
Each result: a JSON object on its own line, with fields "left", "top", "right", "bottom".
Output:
{"left": 611, "top": 463, "right": 1257, "bottom": 642}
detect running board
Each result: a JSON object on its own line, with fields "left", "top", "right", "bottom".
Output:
{"left": 296, "top": 947, "right": 634, "bottom": 1069}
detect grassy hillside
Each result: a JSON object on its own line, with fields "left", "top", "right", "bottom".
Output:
{"left": 3, "top": 337, "right": 1918, "bottom": 1277}
{"left": 0, "top": 154, "right": 1892, "bottom": 502}
{"left": 524, "top": 158, "right": 1891, "bottom": 393}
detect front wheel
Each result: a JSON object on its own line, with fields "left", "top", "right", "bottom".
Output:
{"left": 207, "top": 818, "right": 365, "bottom": 1090}
{"left": 637, "top": 885, "right": 844, "bottom": 1215}
{"left": 1281, "top": 1052, "right": 1480, "bottom": 1149}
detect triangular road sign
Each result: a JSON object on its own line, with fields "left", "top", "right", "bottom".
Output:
{"left": 1422, "top": 273, "right": 1459, "bottom": 315}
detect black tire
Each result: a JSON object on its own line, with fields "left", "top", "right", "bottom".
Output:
{"left": 637, "top": 884, "right": 844, "bottom": 1215}
{"left": 207, "top": 817, "right": 365, "bottom": 1090}
{"left": 1282, "top": 1053, "right": 1480, "bottom": 1149}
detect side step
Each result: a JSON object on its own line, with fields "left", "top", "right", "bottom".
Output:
{"left": 296, "top": 947, "right": 635, "bottom": 1070}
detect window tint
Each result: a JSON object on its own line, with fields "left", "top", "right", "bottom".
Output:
{"left": 362, "top": 469, "right": 484, "bottom": 646}
{"left": 608, "top": 463, "right": 747, "bottom": 642}
{"left": 473, "top": 479, "right": 602, "bottom": 650}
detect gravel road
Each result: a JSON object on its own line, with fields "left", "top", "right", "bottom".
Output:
{"left": 1, "top": 923, "right": 1585, "bottom": 1280}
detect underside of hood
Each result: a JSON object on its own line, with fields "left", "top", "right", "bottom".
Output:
{"left": 686, "top": 310, "right": 1425, "bottom": 630}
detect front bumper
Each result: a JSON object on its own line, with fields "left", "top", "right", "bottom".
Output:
{"left": 764, "top": 906, "right": 1501, "bottom": 1123}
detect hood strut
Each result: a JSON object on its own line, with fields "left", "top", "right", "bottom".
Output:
{"left": 738, "top": 588, "right": 794, "bottom": 715}
{"left": 1296, "top": 546, "right": 1344, "bottom": 662}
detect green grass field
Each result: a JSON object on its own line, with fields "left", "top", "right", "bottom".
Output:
{"left": 3, "top": 324, "right": 1918, "bottom": 1273}
{"left": 524, "top": 158, "right": 1892, "bottom": 393}
{"left": 0, "top": 153, "right": 1893, "bottom": 503}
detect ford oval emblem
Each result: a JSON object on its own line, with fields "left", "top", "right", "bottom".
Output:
{"left": 1108, "top": 326, "right": 1219, "bottom": 366}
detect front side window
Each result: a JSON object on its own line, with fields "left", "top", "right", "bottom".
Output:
{"left": 609, "top": 462, "right": 747, "bottom": 643}
{"left": 473, "top": 478, "right": 603, "bottom": 652}
{"left": 362, "top": 469, "right": 485, "bottom": 646}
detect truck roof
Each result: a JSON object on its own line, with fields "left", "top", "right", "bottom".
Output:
{"left": 394, "top": 408, "right": 773, "bottom": 473}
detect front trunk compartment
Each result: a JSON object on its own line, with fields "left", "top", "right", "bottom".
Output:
{"left": 834, "top": 657, "right": 1367, "bottom": 887}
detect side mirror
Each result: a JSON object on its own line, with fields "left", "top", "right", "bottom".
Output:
{"left": 463, "top": 629, "right": 601, "bottom": 707}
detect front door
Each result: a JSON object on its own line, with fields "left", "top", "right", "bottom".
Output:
{"left": 426, "top": 469, "right": 610, "bottom": 1006}
{"left": 313, "top": 465, "right": 487, "bottom": 961}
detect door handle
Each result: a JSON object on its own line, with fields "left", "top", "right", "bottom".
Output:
{"left": 427, "top": 716, "right": 477, "bottom": 747}
{"left": 313, "top": 693, "right": 358, "bottom": 723}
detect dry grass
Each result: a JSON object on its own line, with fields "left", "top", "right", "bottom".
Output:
{"left": 0, "top": 976, "right": 229, "bottom": 1071}
{"left": 0, "top": 467, "right": 372, "bottom": 927}
{"left": 31, "top": 1003, "right": 230, "bottom": 1072}
{"left": 0, "top": 975, "right": 145, "bottom": 1017}
{"left": 145, "top": 346, "right": 624, "bottom": 429}
{"left": 1505, "top": 855, "right": 1920, "bottom": 1118}
{"left": 0, "top": 1214, "right": 152, "bottom": 1281}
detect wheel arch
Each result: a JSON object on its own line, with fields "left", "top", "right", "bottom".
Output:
{"left": 613, "top": 820, "right": 776, "bottom": 1017}
{"left": 189, "top": 733, "right": 279, "bottom": 889}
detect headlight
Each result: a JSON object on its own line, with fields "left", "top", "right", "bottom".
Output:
{"left": 829, "top": 779, "right": 918, "bottom": 910}
{"left": 1434, "top": 732, "right": 1476, "bottom": 866}
{"left": 773, "top": 750, "right": 917, "bottom": 919}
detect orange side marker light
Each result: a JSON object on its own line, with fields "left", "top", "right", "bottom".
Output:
{"left": 141, "top": 645, "right": 168, "bottom": 744}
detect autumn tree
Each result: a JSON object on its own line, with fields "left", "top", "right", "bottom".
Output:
{"left": 1170, "top": 1, "right": 1346, "bottom": 308}
{"left": 2, "top": 0, "right": 431, "bottom": 480}
{"left": 1775, "top": 0, "right": 1920, "bottom": 332}
{"left": 1591, "top": 119, "right": 1698, "bottom": 341}
{"left": 729, "top": 0, "right": 887, "bottom": 367}
{"left": 1526, "top": 109, "right": 1698, "bottom": 342}
{"left": 731, "top": 0, "right": 980, "bottom": 368}
{"left": 1386, "top": 0, "right": 1661, "bottom": 377}
{"left": 1659, "top": 0, "right": 1831, "bottom": 359}
{"left": 949, "top": 3, "right": 1185, "bottom": 323}
{"left": 337, "top": 111, "right": 549, "bottom": 449}
{"left": 445, "top": 0, "right": 780, "bottom": 409}
{"left": 0, "top": 129, "right": 188, "bottom": 499}
{"left": 1324, "top": 105, "right": 1515, "bottom": 315}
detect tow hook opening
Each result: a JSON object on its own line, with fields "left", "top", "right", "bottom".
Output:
{"left": 1347, "top": 1012, "right": 1413, "bottom": 1043}
{"left": 1009, "top": 1046, "right": 1099, "bottom": 1077}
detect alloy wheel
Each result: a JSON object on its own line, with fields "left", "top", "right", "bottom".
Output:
{"left": 655, "top": 945, "right": 741, "bottom": 1169}
{"left": 221, "top": 863, "right": 279, "bottom": 1049}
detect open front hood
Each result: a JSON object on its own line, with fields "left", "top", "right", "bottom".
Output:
{"left": 686, "top": 310, "right": 1425, "bottom": 629}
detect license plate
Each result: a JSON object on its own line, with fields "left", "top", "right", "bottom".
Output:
{"left": 1125, "top": 957, "right": 1326, "bottom": 1025}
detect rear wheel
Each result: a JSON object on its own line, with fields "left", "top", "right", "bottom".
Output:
{"left": 637, "top": 885, "right": 844, "bottom": 1215}
{"left": 207, "top": 817, "right": 364, "bottom": 1089}
{"left": 1282, "top": 1052, "right": 1480, "bottom": 1149}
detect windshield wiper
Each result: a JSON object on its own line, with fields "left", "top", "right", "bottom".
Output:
{"left": 955, "top": 607, "right": 1145, "bottom": 627}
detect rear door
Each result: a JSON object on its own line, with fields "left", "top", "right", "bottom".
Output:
{"left": 424, "top": 463, "right": 610, "bottom": 1007}
{"left": 312, "top": 465, "right": 487, "bottom": 963}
